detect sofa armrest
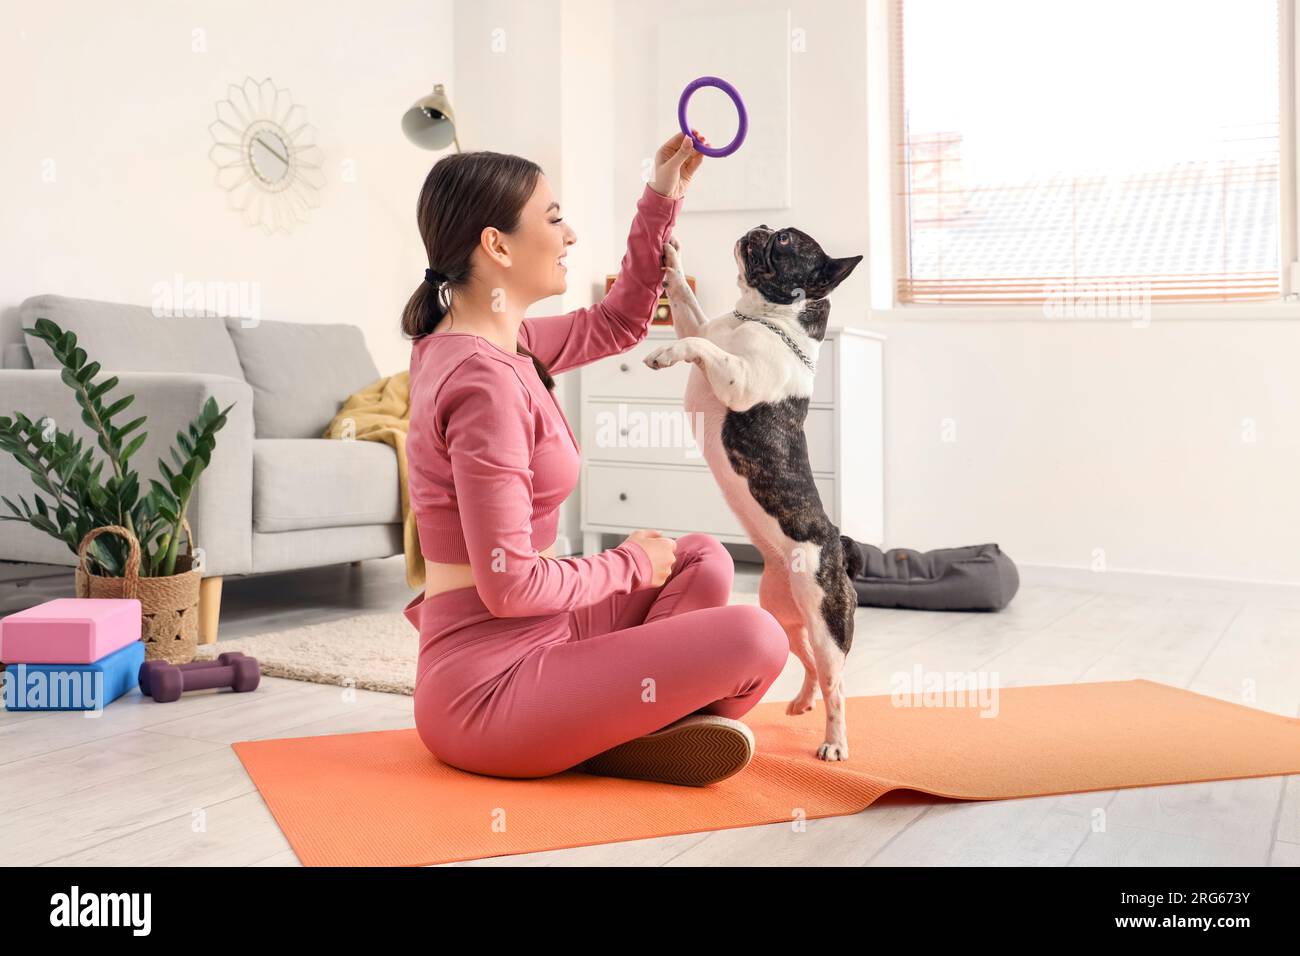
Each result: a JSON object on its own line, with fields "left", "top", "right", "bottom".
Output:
{"left": 0, "top": 371, "right": 254, "bottom": 576}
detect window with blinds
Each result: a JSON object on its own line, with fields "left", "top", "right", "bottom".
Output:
{"left": 896, "top": 0, "right": 1285, "bottom": 304}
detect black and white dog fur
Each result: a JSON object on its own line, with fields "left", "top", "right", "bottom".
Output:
{"left": 643, "top": 225, "right": 864, "bottom": 760}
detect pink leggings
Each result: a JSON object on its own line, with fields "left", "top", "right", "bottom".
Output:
{"left": 403, "top": 533, "right": 789, "bottom": 779}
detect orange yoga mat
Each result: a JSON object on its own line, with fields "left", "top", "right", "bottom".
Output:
{"left": 232, "top": 679, "right": 1300, "bottom": 866}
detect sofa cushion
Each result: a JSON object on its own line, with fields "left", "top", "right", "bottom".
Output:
{"left": 19, "top": 294, "right": 245, "bottom": 379}
{"left": 3, "top": 342, "right": 33, "bottom": 369}
{"left": 225, "top": 318, "right": 381, "bottom": 439}
{"left": 253, "top": 439, "right": 401, "bottom": 533}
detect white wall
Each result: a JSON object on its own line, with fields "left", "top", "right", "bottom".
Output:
{"left": 0, "top": 0, "right": 453, "bottom": 376}
{"left": 873, "top": 316, "right": 1300, "bottom": 584}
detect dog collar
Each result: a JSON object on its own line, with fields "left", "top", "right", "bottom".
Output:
{"left": 732, "top": 310, "right": 817, "bottom": 372}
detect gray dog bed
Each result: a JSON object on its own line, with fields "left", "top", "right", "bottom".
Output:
{"left": 840, "top": 538, "right": 1020, "bottom": 611}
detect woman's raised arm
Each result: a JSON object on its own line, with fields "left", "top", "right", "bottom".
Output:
{"left": 518, "top": 182, "right": 682, "bottom": 375}
{"left": 518, "top": 133, "right": 703, "bottom": 375}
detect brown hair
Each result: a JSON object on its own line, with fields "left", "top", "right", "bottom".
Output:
{"left": 401, "top": 150, "right": 555, "bottom": 390}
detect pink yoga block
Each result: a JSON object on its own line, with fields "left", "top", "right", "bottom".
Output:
{"left": 0, "top": 598, "right": 142, "bottom": 664}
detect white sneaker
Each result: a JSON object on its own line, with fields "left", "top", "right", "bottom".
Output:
{"left": 576, "top": 714, "right": 756, "bottom": 787}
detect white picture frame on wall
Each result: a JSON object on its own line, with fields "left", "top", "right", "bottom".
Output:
{"left": 656, "top": 8, "right": 792, "bottom": 211}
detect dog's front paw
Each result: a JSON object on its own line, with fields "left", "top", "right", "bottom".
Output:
{"left": 662, "top": 238, "right": 691, "bottom": 295}
{"left": 663, "top": 236, "right": 687, "bottom": 276}
{"left": 643, "top": 343, "right": 686, "bottom": 370}
{"left": 816, "top": 741, "right": 849, "bottom": 761}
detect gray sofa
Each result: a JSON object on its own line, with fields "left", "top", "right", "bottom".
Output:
{"left": 0, "top": 294, "right": 404, "bottom": 641}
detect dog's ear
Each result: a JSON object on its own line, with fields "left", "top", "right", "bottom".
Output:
{"left": 816, "top": 255, "right": 863, "bottom": 295}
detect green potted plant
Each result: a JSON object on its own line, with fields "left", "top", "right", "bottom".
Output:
{"left": 0, "top": 318, "right": 233, "bottom": 663}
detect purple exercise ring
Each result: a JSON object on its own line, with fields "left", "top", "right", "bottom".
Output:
{"left": 677, "top": 76, "right": 748, "bottom": 158}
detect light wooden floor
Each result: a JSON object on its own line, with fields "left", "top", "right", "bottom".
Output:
{"left": 2, "top": 555, "right": 1297, "bottom": 867}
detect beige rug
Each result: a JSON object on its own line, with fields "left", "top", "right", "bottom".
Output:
{"left": 195, "top": 613, "right": 417, "bottom": 695}
{"left": 196, "top": 593, "right": 763, "bottom": 696}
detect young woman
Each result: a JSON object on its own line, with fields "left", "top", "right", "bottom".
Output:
{"left": 400, "top": 132, "right": 789, "bottom": 786}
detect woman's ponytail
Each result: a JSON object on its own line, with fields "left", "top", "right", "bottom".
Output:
{"left": 400, "top": 278, "right": 449, "bottom": 339}
{"left": 519, "top": 345, "right": 555, "bottom": 391}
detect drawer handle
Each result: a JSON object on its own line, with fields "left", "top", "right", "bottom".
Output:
{"left": 618, "top": 492, "right": 628, "bottom": 501}
{"left": 619, "top": 362, "right": 629, "bottom": 372}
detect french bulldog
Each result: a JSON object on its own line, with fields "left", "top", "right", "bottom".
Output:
{"left": 643, "top": 225, "right": 863, "bottom": 760}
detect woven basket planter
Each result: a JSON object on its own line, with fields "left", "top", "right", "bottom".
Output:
{"left": 73, "top": 523, "right": 201, "bottom": 665}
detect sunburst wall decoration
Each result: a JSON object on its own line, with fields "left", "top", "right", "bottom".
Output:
{"left": 208, "top": 76, "right": 325, "bottom": 235}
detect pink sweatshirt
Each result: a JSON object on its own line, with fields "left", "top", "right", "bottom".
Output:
{"left": 407, "top": 181, "right": 684, "bottom": 618}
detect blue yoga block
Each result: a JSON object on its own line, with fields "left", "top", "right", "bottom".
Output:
{"left": 1, "top": 640, "right": 145, "bottom": 711}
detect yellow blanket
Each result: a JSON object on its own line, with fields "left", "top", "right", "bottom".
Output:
{"left": 322, "top": 371, "right": 424, "bottom": 589}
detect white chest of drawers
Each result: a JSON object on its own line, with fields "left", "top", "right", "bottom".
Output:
{"left": 578, "top": 325, "right": 885, "bottom": 556}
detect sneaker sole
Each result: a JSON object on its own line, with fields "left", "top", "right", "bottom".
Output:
{"left": 577, "top": 714, "right": 756, "bottom": 787}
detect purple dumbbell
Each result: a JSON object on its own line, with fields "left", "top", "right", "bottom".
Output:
{"left": 138, "top": 652, "right": 260, "bottom": 703}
